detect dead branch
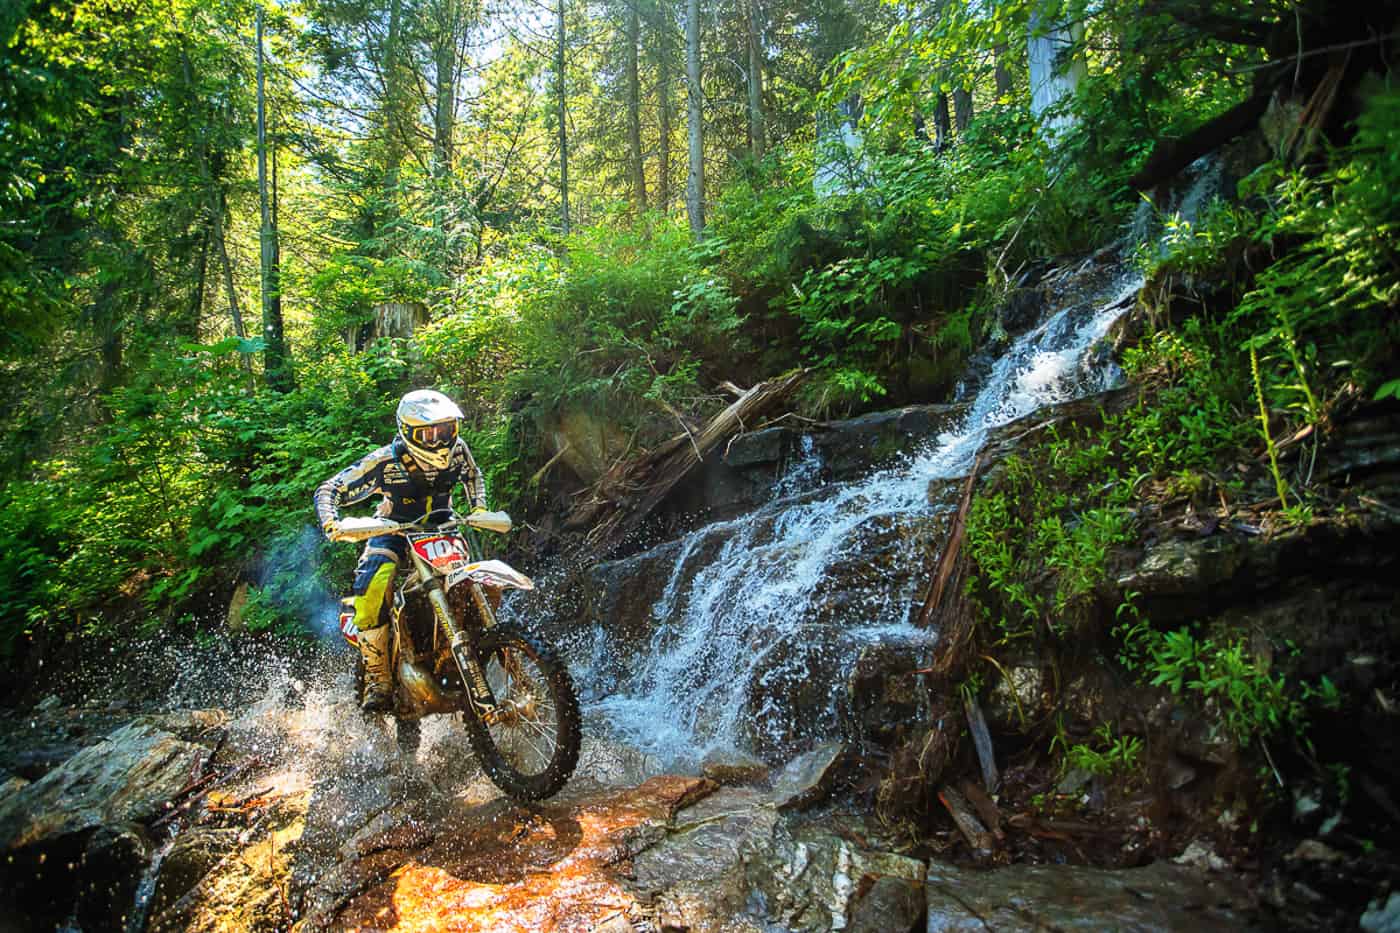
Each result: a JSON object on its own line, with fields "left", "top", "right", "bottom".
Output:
{"left": 571, "top": 370, "right": 806, "bottom": 556}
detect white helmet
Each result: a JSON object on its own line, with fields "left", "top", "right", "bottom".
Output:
{"left": 397, "top": 389, "right": 463, "bottom": 470}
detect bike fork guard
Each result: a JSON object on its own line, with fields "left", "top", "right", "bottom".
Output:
{"left": 425, "top": 582, "right": 498, "bottom": 714}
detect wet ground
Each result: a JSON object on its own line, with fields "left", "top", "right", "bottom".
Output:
{"left": 0, "top": 643, "right": 1265, "bottom": 932}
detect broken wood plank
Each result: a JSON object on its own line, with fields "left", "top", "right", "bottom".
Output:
{"left": 917, "top": 454, "right": 982, "bottom": 630}
{"left": 962, "top": 693, "right": 1000, "bottom": 795}
{"left": 938, "top": 785, "right": 996, "bottom": 854}
{"left": 958, "top": 779, "right": 1004, "bottom": 840}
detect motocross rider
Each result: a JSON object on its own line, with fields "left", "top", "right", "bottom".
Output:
{"left": 315, "top": 389, "right": 487, "bottom": 712}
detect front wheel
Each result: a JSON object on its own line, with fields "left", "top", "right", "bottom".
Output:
{"left": 461, "top": 624, "right": 581, "bottom": 801}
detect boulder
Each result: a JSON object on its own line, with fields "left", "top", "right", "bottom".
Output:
{"left": 700, "top": 749, "right": 770, "bottom": 786}
{"left": 923, "top": 860, "right": 1253, "bottom": 931}
{"left": 150, "top": 795, "right": 309, "bottom": 933}
{"left": 771, "top": 742, "right": 845, "bottom": 811}
{"left": 630, "top": 786, "right": 777, "bottom": 932}
{"left": 0, "top": 720, "right": 207, "bottom": 930}
{"left": 725, "top": 426, "right": 796, "bottom": 468}
{"left": 226, "top": 582, "right": 251, "bottom": 633}
{"left": 147, "top": 827, "right": 242, "bottom": 919}
{"left": 745, "top": 823, "right": 926, "bottom": 933}
{"left": 0, "top": 720, "right": 207, "bottom": 851}
{"left": 812, "top": 404, "right": 967, "bottom": 481}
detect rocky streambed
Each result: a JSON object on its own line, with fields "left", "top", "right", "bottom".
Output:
{"left": 0, "top": 673, "right": 1257, "bottom": 932}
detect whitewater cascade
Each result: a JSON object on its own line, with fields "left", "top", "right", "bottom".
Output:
{"left": 585, "top": 258, "right": 1144, "bottom": 766}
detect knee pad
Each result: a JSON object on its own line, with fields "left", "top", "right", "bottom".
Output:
{"left": 352, "top": 562, "right": 397, "bottom": 631}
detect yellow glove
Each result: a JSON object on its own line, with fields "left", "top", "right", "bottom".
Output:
{"left": 470, "top": 504, "right": 488, "bottom": 514}
{"left": 323, "top": 518, "right": 342, "bottom": 541}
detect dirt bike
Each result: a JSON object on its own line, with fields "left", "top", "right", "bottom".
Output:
{"left": 334, "top": 509, "right": 580, "bottom": 801}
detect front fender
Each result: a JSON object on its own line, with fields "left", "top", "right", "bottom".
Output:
{"left": 444, "top": 559, "right": 535, "bottom": 592}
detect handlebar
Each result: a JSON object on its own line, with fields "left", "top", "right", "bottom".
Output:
{"left": 334, "top": 510, "right": 513, "bottom": 542}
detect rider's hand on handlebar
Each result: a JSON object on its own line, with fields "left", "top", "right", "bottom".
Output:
{"left": 470, "top": 504, "right": 488, "bottom": 514}
{"left": 323, "top": 518, "right": 343, "bottom": 542}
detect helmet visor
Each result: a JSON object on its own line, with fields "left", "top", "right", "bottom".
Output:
{"left": 409, "top": 421, "right": 457, "bottom": 450}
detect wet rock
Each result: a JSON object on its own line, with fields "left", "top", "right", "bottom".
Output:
{"left": 0, "top": 720, "right": 208, "bottom": 851}
{"left": 309, "top": 775, "right": 716, "bottom": 932}
{"left": 746, "top": 823, "right": 926, "bottom": 932}
{"left": 985, "top": 662, "right": 1044, "bottom": 733}
{"left": 1116, "top": 536, "right": 1252, "bottom": 598}
{"left": 139, "top": 708, "right": 231, "bottom": 743}
{"left": 7, "top": 743, "right": 83, "bottom": 780}
{"left": 846, "top": 643, "right": 923, "bottom": 750}
{"left": 726, "top": 426, "right": 796, "bottom": 467}
{"left": 701, "top": 748, "right": 770, "bottom": 786}
{"left": 998, "top": 287, "right": 1047, "bottom": 335}
{"left": 148, "top": 827, "right": 242, "bottom": 918}
{"left": 924, "top": 860, "right": 1252, "bottom": 931}
{"left": 771, "top": 742, "right": 845, "bottom": 811}
{"left": 812, "top": 404, "right": 967, "bottom": 480}
{"left": 578, "top": 735, "right": 667, "bottom": 788}
{"left": 1361, "top": 891, "right": 1400, "bottom": 933}
{"left": 1174, "top": 838, "right": 1230, "bottom": 872}
{"left": 149, "top": 794, "right": 308, "bottom": 932}
{"left": 631, "top": 786, "right": 777, "bottom": 932}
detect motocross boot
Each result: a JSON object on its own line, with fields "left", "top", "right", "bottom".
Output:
{"left": 357, "top": 624, "right": 394, "bottom": 713}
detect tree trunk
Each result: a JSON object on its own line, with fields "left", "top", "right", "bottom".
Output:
{"left": 626, "top": 0, "right": 646, "bottom": 209}
{"left": 1027, "top": 11, "right": 1085, "bottom": 142}
{"left": 256, "top": 9, "right": 292, "bottom": 391}
{"left": 187, "top": 225, "right": 210, "bottom": 338}
{"left": 685, "top": 0, "right": 704, "bottom": 237}
{"left": 383, "top": 0, "right": 407, "bottom": 192}
{"left": 557, "top": 0, "right": 571, "bottom": 233}
{"left": 655, "top": 1, "right": 673, "bottom": 213}
{"left": 953, "top": 87, "right": 972, "bottom": 134}
{"left": 994, "top": 42, "right": 1013, "bottom": 96}
{"left": 432, "top": 21, "right": 456, "bottom": 179}
{"left": 213, "top": 191, "right": 250, "bottom": 372}
{"left": 746, "top": 0, "right": 765, "bottom": 158}
{"left": 933, "top": 92, "right": 952, "bottom": 151}
{"left": 181, "top": 46, "right": 251, "bottom": 374}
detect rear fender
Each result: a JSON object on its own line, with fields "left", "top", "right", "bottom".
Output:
{"left": 444, "top": 559, "right": 535, "bottom": 592}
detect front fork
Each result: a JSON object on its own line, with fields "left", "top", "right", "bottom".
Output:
{"left": 425, "top": 579, "right": 502, "bottom": 719}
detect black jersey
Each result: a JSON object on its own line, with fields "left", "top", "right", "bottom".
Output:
{"left": 314, "top": 436, "right": 486, "bottom": 531}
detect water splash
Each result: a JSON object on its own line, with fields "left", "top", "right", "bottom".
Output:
{"left": 588, "top": 261, "right": 1143, "bottom": 766}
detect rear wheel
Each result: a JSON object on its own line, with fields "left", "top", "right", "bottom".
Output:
{"left": 461, "top": 624, "right": 581, "bottom": 801}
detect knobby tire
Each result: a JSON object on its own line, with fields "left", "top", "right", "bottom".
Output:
{"left": 461, "top": 623, "right": 581, "bottom": 801}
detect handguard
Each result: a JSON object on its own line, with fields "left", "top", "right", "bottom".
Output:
{"left": 465, "top": 510, "right": 513, "bottom": 534}
{"left": 335, "top": 516, "right": 408, "bottom": 542}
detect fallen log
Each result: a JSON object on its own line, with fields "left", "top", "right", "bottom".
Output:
{"left": 1127, "top": 89, "right": 1272, "bottom": 192}
{"left": 575, "top": 370, "right": 805, "bottom": 557}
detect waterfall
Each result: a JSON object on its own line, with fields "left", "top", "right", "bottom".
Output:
{"left": 585, "top": 259, "right": 1144, "bottom": 767}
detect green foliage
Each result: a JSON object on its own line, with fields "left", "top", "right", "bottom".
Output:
{"left": 965, "top": 423, "right": 1145, "bottom": 642}
{"left": 1058, "top": 722, "right": 1144, "bottom": 777}
{"left": 1116, "top": 621, "right": 1304, "bottom": 747}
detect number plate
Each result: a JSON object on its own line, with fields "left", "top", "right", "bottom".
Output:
{"left": 411, "top": 534, "right": 470, "bottom": 569}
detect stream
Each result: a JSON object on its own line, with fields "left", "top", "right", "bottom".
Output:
{"left": 0, "top": 169, "right": 1271, "bottom": 931}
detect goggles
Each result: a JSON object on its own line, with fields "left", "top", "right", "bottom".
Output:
{"left": 408, "top": 421, "right": 457, "bottom": 449}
